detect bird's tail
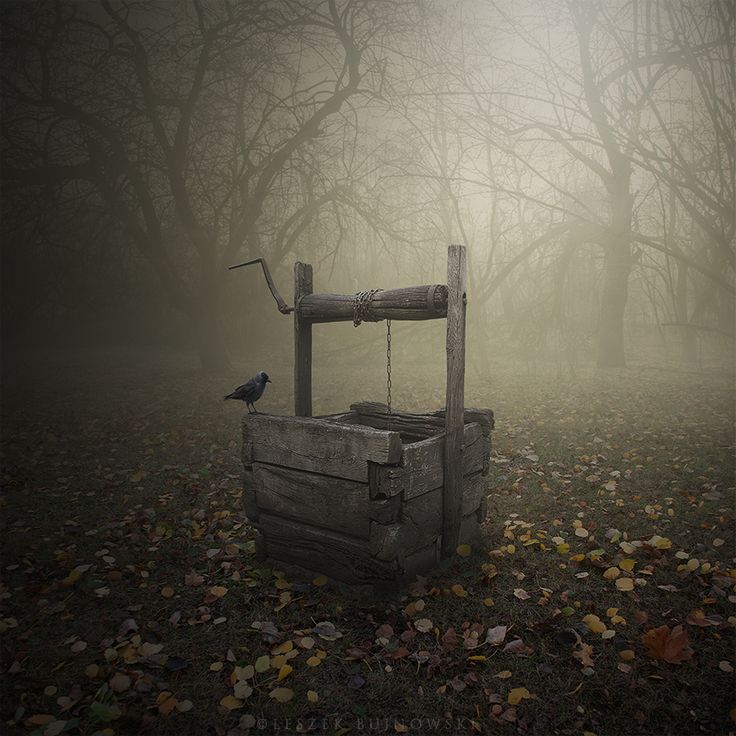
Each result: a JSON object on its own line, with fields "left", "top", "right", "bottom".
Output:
{"left": 223, "top": 393, "right": 235, "bottom": 401}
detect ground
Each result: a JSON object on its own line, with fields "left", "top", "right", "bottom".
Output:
{"left": 1, "top": 347, "right": 734, "bottom": 736}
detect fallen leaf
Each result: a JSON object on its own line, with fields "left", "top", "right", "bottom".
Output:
{"left": 269, "top": 687, "right": 294, "bottom": 703}
{"left": 508, "top": 687, "right": 531, "bottom": 705}
{"left": 485, "top": 625, "right": 507, "bottom": 646}
{"left": 208, "top": 586, "right": 228, "bottom": 598}
{"left": 642, "top": 625, "right": 693, "bottom": 664}
{"left": 451, "top": 584, "right": 468, "bottom": 598}
{"left": 456, "top": 544, "right": 472, "bottom": 557}
{"left": 219, "top": 695, "right": 242, "bottom": 711}
{"left": 616, "top": 578, "right": 634, "bottom": 591}
{"left": 307, "top": 690, "right": 319, "bottom": 703}
{"left": 513, "top": 588, "right": 530, "bottom": 600}
{"left": 414, "top": 618, "right": 433, "bottom": 633}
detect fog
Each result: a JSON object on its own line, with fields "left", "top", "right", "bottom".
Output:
{"left": 1, "top": 0, "right": 732, "bottom": 393}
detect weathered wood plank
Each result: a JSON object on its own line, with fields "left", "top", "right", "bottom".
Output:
{"left": 294, "top": 262, "right": 313, "bottom": 417}
{"left": 397, "top": 472, "right": 486, "bottom": 548}
{"left": 368, "top": 423, "right": 484, "bottom": 499}
{"left": 252, "top": 463, "right": 399, "bottom": 539}
{"left": 442, "top": 244, "right": 467, "bottom": 558}
{"left": 243, "top": 413, "right": 402, "bottom": 481}
{"left": 256, "top": 512, "right": 399, "bottom": 584}
{"left": 242, "top": 469, "right": 259, "bottom": 522}
{"left": 298, "top": 284, "right": 448, "bottom": 323}
{"left": 350, "top": 401, "right": 494, "bottom": 437}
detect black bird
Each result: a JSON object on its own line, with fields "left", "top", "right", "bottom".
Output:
{"left": 224, "top": 371, "right": 271, "bottom": 413}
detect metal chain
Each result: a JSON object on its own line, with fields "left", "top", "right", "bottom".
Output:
{"left": 352, "top": 289, "right": 392, "bottom": 429}
{"left": 386, "top": 319, "right": 392, "bottom": 428}
{"left": 353, "top": 289, "right": 383, "bottom": 326}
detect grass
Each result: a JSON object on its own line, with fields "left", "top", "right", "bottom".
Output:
{"left": 1, "top": 346, "right": 734, "bottom": 736}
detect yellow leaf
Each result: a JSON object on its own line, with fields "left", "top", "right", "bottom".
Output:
{"left": 85, "top": 664, "right": 100, "bottom": 678}
{"left": 506, "top": 544, "right": 516, "bottom": 554}
{"left": 619, "top": 559, "right": 635, "bottom": 572}
{"left": 269, "top": 687, "right": 294, "bottom": 703}
{"left": 313, "top": 575, "right": 327, "bottom": 587}
{"left": 273, "top": 640, "right": 294, "bottom": 654}
{"left": 582, "top": 615, "right": 606, "bottom": 634}
{"left": 574, "top": 527, "right": 589, "bottom": 538}
{"left": 482, "top": 598, "right": 494, "bottom": 607}
{"left": 451, "top": 584, "right": 468, "bottom": 598}
{"left": 456, "top": 544, "right": 472, "bottom": 557}
{"left": 161, "top": 586, "right": 175, "bottom": 598}
{"left": 395, "top": 724, "right": 409, "bottom": 733}
{"left": 508, "top": 687, "right": 531, "bottom": 705}
{"left": 619, "top": 650, "right": 635, "bottom": 661}
{"left": 210, "top": 661, "right": 224, "bottom": 672}
{"left": 157, "top": 692, "right": 178, "bottom": 715}
{"left": 254, "top": 655, "right": 270, "bottom": 673}
{"left": 468, "top": 655, "right": 487, "bottom": 662}
{"left": 603, "top": 567, "right": 620, "bottom": 580}
{"left": 307, "top": 690, "right": 319, "bottom": 703}
{"left": 271, "top": 655, "right": 287, "bottom": 669}
{"left": 496, "top": 670, "right": 512, "bottom": 679}
{"left": 27, "top": 715, "right": 55, "bottom": 726}
{"left": 209, "top": 586, "right": 228, "bottom": 598}
{"left": 557, "top": 543, "right": 570, "bottom": 554}
{"left": 306, "top": 656, "right": 321, "bottom": 667}
{"left": 277, "top": 664, "right": 293, "bottom": 681}
{"left": 616, "top": 578, "right": 634, "bottom": 591}
{"left": 219, "top": 695, "right": 242, "bottom": 711}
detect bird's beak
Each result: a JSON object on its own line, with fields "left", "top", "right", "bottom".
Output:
{"left": 267, "top": 378, "right": 272, "bottom": 383}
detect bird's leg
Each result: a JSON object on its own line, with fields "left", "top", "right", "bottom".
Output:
{"left": 246, "top": 403, "right": 253, "bottom": 414}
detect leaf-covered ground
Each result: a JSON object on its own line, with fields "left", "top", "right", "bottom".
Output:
{"left": 1, "top": 349, "right": 734, "bottom": 736}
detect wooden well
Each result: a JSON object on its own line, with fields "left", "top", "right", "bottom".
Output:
{"left": 243, "top": 403, "right": 492, "bottom": 585}
{"left": 238, "top": 245, "right": 494, "bottom": 585}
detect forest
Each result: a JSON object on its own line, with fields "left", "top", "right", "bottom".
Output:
{"left": 1, "top": 1, "right": 734, "bottom": 735}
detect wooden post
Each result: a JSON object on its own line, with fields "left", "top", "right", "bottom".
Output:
{"left": 441, "top": 244, "right": 466, "bottom": 557}
{"left": 294, "top": 262, "right": 313, "bottom": 416}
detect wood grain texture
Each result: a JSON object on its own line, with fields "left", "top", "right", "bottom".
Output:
{"left": 242, "top": 469, "right": 259, "bottom": 521}
{"left": 256, "top": 512, "right": 400, "bottom": 584}
{"left": 294, "top": 262, "right": 313, "bottom": 417}
{"left": 442, "top": 244, "right": 467, "bottom": 558}
{"left": 368, "top": 423, "right": 485, "bottom": 499}
{"left": 398, "top": 472, "right": 486, "bottom": 548}
{"left": 298, "top": 284, "right": 448, "bottom": 323}
{"left": 242, "top": 413, "right": 402, "bottom": 481}
{"left": 252, "top": 462, "right": 400, "bottom": 538}
{"left": 351, "top": 401, "right": 493, "bottom": 438}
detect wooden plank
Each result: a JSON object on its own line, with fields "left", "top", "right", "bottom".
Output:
{"left": 298, "top": 284, "right": 448, "bottom": 323}
{"left": 294, "top": 262, "right": 313, "bottom": 417}
{"left": 252, "top": 463, "right": 399, "bottom": 539}
{"left": 242, "top": 469, "right": 259, "bottom": 522}
{"left": 256, "top": 512, "right": 399, "bottom": 584}
{"left": 398, "top": 472, "right": 486, "bottom": 548}
{"left": 351, "top": 401, "right": 494, "bottom": 437}
{"left": 242, "top": 413, "right": 402, "bottom": 482}
{"left": 368, "top": 423, "right": 484, "bottom": 499}
{"left": 442, "top": 244, "right": 467, "bottom": 558}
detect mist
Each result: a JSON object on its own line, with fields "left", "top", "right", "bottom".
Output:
{"left": 1, "top": 2, "right": 734, "bottom": 735}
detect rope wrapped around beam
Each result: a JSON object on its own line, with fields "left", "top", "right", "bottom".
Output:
{"left": 352, "top": 289, "right": 384, "bottom": 327}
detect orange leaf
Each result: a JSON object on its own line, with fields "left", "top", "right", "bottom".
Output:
{"left": 642, "top": 625, "right": 693, "bottom": 664}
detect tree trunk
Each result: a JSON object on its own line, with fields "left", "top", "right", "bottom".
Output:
{"left": 597, "top": 242, "right": 632, "bottom": 367}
